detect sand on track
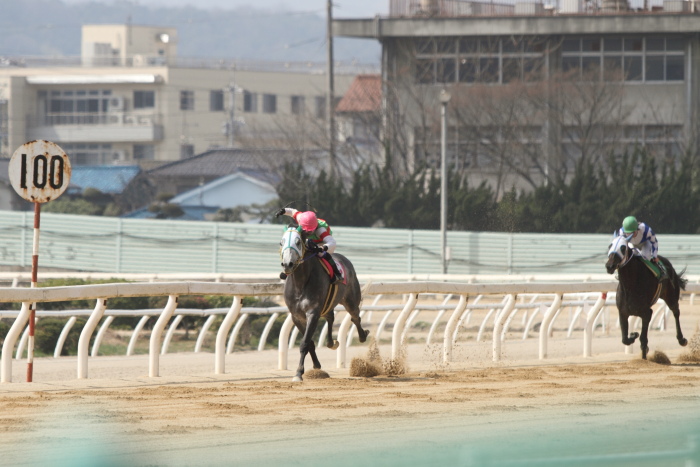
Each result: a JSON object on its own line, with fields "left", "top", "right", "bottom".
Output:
{"left": 1, "top": 344, "right": 699, "bottom": 467}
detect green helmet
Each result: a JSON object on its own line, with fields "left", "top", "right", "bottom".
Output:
{"left": 622, "top": 216, "right": 638, "bottom": 234}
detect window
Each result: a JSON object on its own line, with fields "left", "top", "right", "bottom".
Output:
{"left": 60, "top": 143, "right": 113, "bottom": 166}
{"left": 415, "top": 59, "right": 435, "bottom": 84}
{"left": 315, "top": 96, "right": 326, "bottom": 119}
{"left": 210, "top": 90, "right": 224, "bottom": 111}
{"left": 458, "top": 58, "right": 478, "bottom": 83}
{"left": 562, "top": 36, "right": 684, "bottom": 83}
{"left": 180, "top": 90, "right": 194, "bottom": 111}
{"left": 243, "top": 91, "right": 257, "bottom": 113}
{"left": 262, "top": 94, "right": 277, "bottom": 114}
{"left": 133, "top": 144, "right": 155, "bottom": 160}
{"left": 43, "top": 89, "right": 112, "bottom": 125}
{"left": 133, "top": 90, "right": 155, "bottom": 109}
{"left": 180, "top": 144, "right": 195, "bottom": 159}
{"left": 437, "top": 59, "right": 456, "bottom": 83}
{"left": 291, "top": 95, "right": 305, "bottom": 115}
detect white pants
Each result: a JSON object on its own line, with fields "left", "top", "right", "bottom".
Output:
{"left": 631, "top": 242, "right": 654, "bottom": 261}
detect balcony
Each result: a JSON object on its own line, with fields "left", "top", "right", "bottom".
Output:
{"left": 27, "top": 112, "right": 163, "bottom": 143}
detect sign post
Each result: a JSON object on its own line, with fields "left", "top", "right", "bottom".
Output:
{"left": 8, "top": 140, "right": 71, "bottom": 382}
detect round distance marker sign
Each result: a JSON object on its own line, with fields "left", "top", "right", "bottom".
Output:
{"left": 9, "top": 140, "right": 72, "bottom": 203}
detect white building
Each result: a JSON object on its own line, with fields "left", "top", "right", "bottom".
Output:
{"left": 0, "top": 24, "right": 363, "bottom": 168}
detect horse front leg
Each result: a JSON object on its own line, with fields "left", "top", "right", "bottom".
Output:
{"left": 294, "top": 311, "right": 320, "bottom": 382}
{"left": 324, "top": 311, "right": 339, "bottom": 350}
{"left": 620, "top": 313, "right": 639, "bottom": 346}
{"left": 639, "top": 313, "right": 651, "bottom": 360}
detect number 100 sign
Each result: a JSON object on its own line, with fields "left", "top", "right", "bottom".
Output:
{"left": 9, "top": 140, "right": 72, "bottom": 203}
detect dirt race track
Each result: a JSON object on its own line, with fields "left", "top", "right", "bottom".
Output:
{"left": 1, "top": 311, "right": 700, "bottom": 466}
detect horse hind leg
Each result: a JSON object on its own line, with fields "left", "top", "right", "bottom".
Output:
{"left": 639, "top": 313, "right": 651, "bottom": 360}
{"left": 668, "top": 303, "right": 688, "bottom": 347}
{"left": 349, "top": 309, "right": 369, "bottom": 343}
{"left": 307, "top": 340, "right": 322, "bottom": 369}
{"left": 324, "top": 312, "right": 339, "bottom": 350}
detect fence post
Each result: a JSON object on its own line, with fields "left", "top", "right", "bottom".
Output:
{"left": 583, "top": 293, "right": 607, "bottom": 357}
{"left": 392, "top": 293, "right": 418, "bottom": 360}
{"left": 149, "top": 295, "right": 178, "bottom": 377}
{"left": 1, "top": 302, "right": 30, "bottom": 383}
{"left": 539, "top": 294, "right": 562, "bottom": 359}
{"left": 442, "top": 295, "right": 467, "bottom": 363}
{"left": 77, "top": 298, "right": 107, "bottom": 379}
{"left": 214, "top": 296, "right": 242, "bottom": 374}
{"left": 493, "top": 294, "right": 516, "bottom": 362}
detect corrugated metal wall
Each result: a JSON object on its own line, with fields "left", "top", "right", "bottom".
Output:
{"left": 0, "top": 210, "right": 698, "bottom": 275}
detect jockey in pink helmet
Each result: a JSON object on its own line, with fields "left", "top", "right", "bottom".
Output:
{"left": 276, "top": 207, "right": 342, "bottom": 284}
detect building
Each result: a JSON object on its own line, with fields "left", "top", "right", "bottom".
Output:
{"left": 0, "top": 24, "right": 363, "bottom": 168}
{"left": 334, "top": 0, "right": 700, "bottom": 193}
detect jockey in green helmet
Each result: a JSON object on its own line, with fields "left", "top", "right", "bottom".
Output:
{"left": 615, "top": 215, "right": 666, "bottom": 280}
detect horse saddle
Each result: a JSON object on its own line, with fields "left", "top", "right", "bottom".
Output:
{"left": 640, "top": 257, "right": 666, "bottom": 281}
{"left": 318, "top": 256, "right": 346, "bottom": 285}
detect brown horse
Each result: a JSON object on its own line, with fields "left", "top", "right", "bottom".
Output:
{"left": 279, "top": 226, "right": 369, "bottom": 381}
{"left": 605, "top": 235, "right": 688, "bottom": 359}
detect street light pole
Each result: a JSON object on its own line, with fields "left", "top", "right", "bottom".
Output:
{"left": 439, "top": 89, "right": 451, "bottom": 275}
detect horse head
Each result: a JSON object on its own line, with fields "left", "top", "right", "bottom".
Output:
{"left": 605, "top": 235, "right": 631, "bottom": 274}
{"left": 279, "top": 226, "right": 305, "bottom": 275}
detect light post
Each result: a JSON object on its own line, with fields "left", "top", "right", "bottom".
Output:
{"left": 439, "top": 89, "right": 451, "bottom": 275}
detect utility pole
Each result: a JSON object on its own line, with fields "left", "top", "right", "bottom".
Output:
{"left": 226, "top": 81, "right": 236, "bottom": 148}
{"left": 326, "top": 0, "right": 336, "bottom": 176}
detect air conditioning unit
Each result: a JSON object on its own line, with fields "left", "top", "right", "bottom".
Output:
{"left": 132, "top": 54, "right": 147, "bottom": 66}
{"left": 110, "top": 97, "right": 125, "bottom": 111}
{"left": 111, "top": 150, "right": 127, "bottom": 162}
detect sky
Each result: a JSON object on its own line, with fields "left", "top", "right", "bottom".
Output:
{"left": 59, "top": 0, "right": 389, "bottom": 18}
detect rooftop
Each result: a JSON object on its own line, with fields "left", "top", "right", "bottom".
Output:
{"left": 387, "top": 0, "right": 692, "bottom": 18}
{"left": 336, "top": 74, "right": 382, "bottom": 114}
{"left": 69, "top": 166, "right": 142, "bottom": 194}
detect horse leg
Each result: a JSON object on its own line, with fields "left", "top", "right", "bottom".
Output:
{"left": 668, "top": 303, "right": 688, "bottom": 347}
{"left": 324, "top": 312, "right": 339, "bottom": 350}
{"left": 620, "top": 313, "right": 639, "bottom": 346}
{"left": 639, "top": 313, "right": 651, "bottom": 360}
{"left": 348, "top": 307, "right": 369, "bottom": 343}
{"left": 294, "top": 311, "right": 320, "bottom": 382}
{"left": 307, "top": 339, "right": 322, "bottom": 370}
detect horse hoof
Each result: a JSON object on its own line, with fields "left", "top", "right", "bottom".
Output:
{"left": 292, "top": 376, "right": 303, "bottom": 382}
{"left": 360, "top": 330, "right": 370, "bottom": 343}
{"left": 328, "top": 340, "right": 339, "bottom": 350}
{"left": 680, "top": 338, "right": 688, "bottom": 347}
{"left": 630, "top": 332, "right": 639, "bottom": 340}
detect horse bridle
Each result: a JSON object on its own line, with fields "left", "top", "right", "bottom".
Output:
{"left": 610, "top": 239, "right": 633, "bottom": 271}
{"left": 280, "top": 228, "right": 314, "bottom": 276}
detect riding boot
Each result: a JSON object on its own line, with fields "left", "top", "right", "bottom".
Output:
{"left": 325, "top": 253, "right": 343, "bottom": 284}
{"left": 656, "top": 261, "right": 669, "bottom": 281}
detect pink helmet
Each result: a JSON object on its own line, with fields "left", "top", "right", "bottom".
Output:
{"left": 298, "top": 211, "right": 318, "bottom": 232}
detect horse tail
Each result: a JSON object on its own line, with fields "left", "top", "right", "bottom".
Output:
{"left": 360, "top": 279, "right": 373, "bottom": 297}
{"left": 676, "top": 267, "right": 688, "bottom": 291}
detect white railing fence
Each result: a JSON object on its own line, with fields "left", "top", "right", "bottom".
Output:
{"left": 1, "top": 280, "right": 697, "bottom": 383}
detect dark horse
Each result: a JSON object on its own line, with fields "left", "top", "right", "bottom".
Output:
{"left": 279, "top": 226, "right": 369, "bottom": 381}
{"left": 605, "top": 235, "right": 688, "bottom": 359}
